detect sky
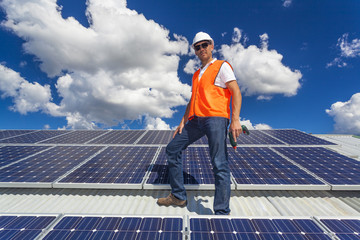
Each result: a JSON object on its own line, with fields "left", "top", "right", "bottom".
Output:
{"left": 0, "top": 0, "right": 359, "bottom": 134}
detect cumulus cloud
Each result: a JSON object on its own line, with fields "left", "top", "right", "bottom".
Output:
{"left": 327, "top": 33, "right": 360, "bottom": 68}
{"left": 0, "top": 0, "right": 191, "bottom": 129}
{"left": 326, "top": 93, "right": 360, "bottom": 134}
{"left": 144, "top": 115, "right": 171, "bottom": 130}
{"left": 0, "top": 64, "right": 52, "bottom": 114}
{"left": 241, "top": 118, "right": 272, "bottom": 130}
{"left": 219, "top": 28, "right": 302, "bottom": 99}
{"left": 184, "top": 58, "right": 201, "bottom": 75}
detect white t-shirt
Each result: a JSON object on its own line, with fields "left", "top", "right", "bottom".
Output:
{"left": 198, "top": 58, "right": 236, "bottom": 88}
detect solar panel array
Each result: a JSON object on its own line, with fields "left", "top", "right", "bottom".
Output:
{"left": 0, "top": 129, "right": 359, "bottom": 191}
{"left": 0, "top": 214, "right": 57, "bottom": 240}
{"left": 274, "top": 147, "right": 360, "bottom": 190}
{"left": 145, "top": 147, "right": 236, "bottom": 190}
{"left": 44, "top": 215, "right": 183, "bottom": 240}
{"left": 56, "top": 146, "right": 158, "bottom": 189}
{"left": 189, "top": 217, "right": 334, "bottom": 240}
{"left": 1, "top": 214, "right": 357, "bottom": 240}
{"left": 228, "top": 147, "right": 327, "bottom": 190}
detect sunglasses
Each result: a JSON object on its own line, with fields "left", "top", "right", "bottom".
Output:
{"left": 194, "top": 42, "right": 210, "bottom": 51}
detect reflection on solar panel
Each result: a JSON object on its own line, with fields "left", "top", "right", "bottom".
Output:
{"left": 43, "top": 216, "right": 183, "bottom": 240}
{"left": 56, "top": 146, "right": 158, "bottom": 189}
{"left": 137, "top": 130, "right": 174, "bottom": 144}
{"left": 0, "top": 146, "right": 103, "bottom": 187}
{"left": 274, "top": 147, "right": 360, "bottom": 190}
{"left": 234, "top": 130, "right": 285, "bottom": 145}
{"left": 0, "top": 215, "right": 56, "bottom": 240}
{"left": 189, "top": 217, "right": 332, "bottom": 240}
{"left": 0, "top": 145, "right": 50, "bottom": 168}
{"left": 40, "top": 130, "right": 108, "bottom": 144}
{"left": 146, "top": 147, "right": 221, "bottom": 189}
{"left": 262, "top": 129, "right": 335, "bottom": 145}
{"left": 319, "top": 218, "right": 360, "bottom": 240}
{"left": 0, "top": 130, "right": 68, "bottom": 143}
{"left": 87, "top": 130, "right": 146, "bottom": 144}
{"left": 228, "top": 147, "right": 327, "bottom": 190}
{"left": 0, "top": 130, "right": 34, "bottom": 140}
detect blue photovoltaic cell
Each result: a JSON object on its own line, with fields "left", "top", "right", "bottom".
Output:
{"left": 87, "top": 130, "right": 146, "bottom": 144}
{"left": 0, "top": 130, "right": 68, "bottom": 144}
{"left": 40, "top": 130, "right": 108, "bottom": 144}
{"left": 0, "top": 146, "right": 103, "bottom": 183}
{"left": 189, "top": 217, "right": 332, "bottom": 240}
{"left": 262, "top": 129, "right": 335, "bottom": 145}
{"left": 137, "top": 130, "right": 174, "bottom": 144}
{"left": 59, "top": 146, "right": 158, "bottom": 184}
{"left": 274, "top": 147, "right": 360, "bottom": 186}
{"left": 43, "top": 216, "right": 182, "bottom": 240}
{"left": 0, "top": 215, "right": 56, "bottom": 240}
{"left": 0, "top": 130, "right": 35, "bottom": 140}
{"left": 320, "top": 219, "right": 360, "bottom": 240}
{"left": 147, "top": 147, "right": 215, "bottom": 185}
{"left": 228, "top": 147, "right": 325, "bottom": 186}
{"left": 231, "top": 130, "right": 285, "bottom": 145}
{"left": 0, "top": 145, "right": 50, "bottom": 168}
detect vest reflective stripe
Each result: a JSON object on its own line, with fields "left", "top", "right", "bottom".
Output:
{"left": 188, "top": 60, "right": 232, "bottom": 119}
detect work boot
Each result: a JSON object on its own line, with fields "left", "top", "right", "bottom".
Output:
{"left": 157, "top": 193, "right": 187, "bottom": 207}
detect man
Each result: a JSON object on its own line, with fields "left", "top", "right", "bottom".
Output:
{"left": 157, "top": 32, "right": 242, "bottom": 215}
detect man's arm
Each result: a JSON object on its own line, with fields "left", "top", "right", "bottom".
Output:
{"left": 173, "top": 98, "right": 191, "bottom": 138}
{"left": 226, "top": 80, "right": 242, "bottom": 139}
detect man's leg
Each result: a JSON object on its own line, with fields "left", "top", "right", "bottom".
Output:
{"left": 159, "top": 119, "right": 204, "bottom": 204}
{"left": 205, "top": 117, "right": 231, "bottom": 215}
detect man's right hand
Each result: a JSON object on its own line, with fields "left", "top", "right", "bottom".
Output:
{"left": 173, "top": 122, "right": 185, "bottom": 138}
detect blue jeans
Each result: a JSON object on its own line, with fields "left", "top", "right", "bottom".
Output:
{"left": 166, "top": 117, "right": 231, "bottom": 215}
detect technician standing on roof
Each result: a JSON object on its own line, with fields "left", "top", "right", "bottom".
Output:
{"left": 157, "top": 32, "right": 242, "bottom": 215}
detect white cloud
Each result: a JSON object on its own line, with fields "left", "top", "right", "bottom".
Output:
{"left": 220, "top": 28, "right": 302, "bottom": 99}
{"left": 145, "top": 115, "right": 171, "bottom": 130}
{"left": 0, "top": 0, "right": 191, "bottom": 129}
{"left": 184, "top": 58, "right": 201, "bottom": 75}
{"left": 232, "top": 28, "right": 242, "bottom": 43}
{"left": 282, "top": 0, "right": 292, "bottom": 7}
{"left": 326, "top": 93, "right": 360, "bottom": 134}
{"left": 240, "top": 118, "right": 272, "bottom": 130}
{"left": 0, "top": 64, "right": 52, "bottom": 114}
{"left": 327, "top": 33, "right": 360, "bottom": 68}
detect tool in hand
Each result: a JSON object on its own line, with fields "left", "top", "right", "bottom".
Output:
{"left": 229, "top": 125, "right": 250, "bottom": 150}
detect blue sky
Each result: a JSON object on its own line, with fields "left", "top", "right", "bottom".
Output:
{"left": 0, "top": 0, "right": 360, "bottom": 134}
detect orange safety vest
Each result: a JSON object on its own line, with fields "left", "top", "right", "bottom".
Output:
{"left": 188, "top": 60, "right": 232, "bottom": 119}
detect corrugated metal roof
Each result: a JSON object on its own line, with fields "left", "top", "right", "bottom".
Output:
{"left": 0, "top": 134, "right": 359, "bottom": 219}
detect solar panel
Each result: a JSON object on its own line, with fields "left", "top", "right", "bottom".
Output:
{"left": 87, "top": 130, "right": 146, "bottom": 144}
{"left": 43, "top": 215, "right": 183, "bottom": 240}
{"left": 262, "top": 129, "right": 336, "bottom": 145}
{"left": 39, "top": 130, "right": 109, "bottom": 144}
{"left": 228, "top": 147, "right": 328, "bottom": 190}
{"left": 274, "top": 147, "right": 360, "bottom": 190}
{"left": 189, "top": 217, "right": 333, "bottom": 240}
{"left": 0, "top": 214, "right": 56, "bottom": 240}
{"left": 145, "top": 146, "right": 235, "bottom": 190}
{"left": 317, "top": 217, "right": 360, "bottom": 240}
{"left": 55, "top": 146, "right": 158, "bottom": 189}
{"left": 232, "top": 130, "right": 285, "bottom": 145}
{"left": 0, "top": 146, "right": 104, "bottom": 188}
{"left": 0, "top": 130, "right": 35, "bottom": 140}
{"left": 0, "top": 145, "right": 50, "bottom": 168}
{"left": 0, "top": 130, "right": 69, "bottom": 144}
{"left": 137, "top": 130, "right": 174, "bottom": 144}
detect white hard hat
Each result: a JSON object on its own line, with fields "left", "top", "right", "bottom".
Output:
{"left": 192, "top": 32, "right": 214, "bottom": 48}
